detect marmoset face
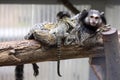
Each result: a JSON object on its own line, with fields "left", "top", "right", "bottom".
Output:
{"left": 85, "top": 10, "right": 102, "bottom": 27}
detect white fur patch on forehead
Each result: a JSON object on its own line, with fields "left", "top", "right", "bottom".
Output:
{"left": 88, "top": 9, "right": 100, "bottom": 17}
{"left": 92, "top": 14, "right": 100, "bottom": 18}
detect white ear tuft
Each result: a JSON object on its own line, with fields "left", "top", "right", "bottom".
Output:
{"left": 100, "top": 12, "right": 104, "bottom": 15}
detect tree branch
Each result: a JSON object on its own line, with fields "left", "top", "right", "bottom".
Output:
{"left": 59, "top": 0, "right": 80, "bottom": 14}
{"left": 0, "top": 40, "right": 104, "bottom": 66}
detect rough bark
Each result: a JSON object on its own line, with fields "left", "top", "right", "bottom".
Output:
{"left": 0, "top": 40, "right": 104, "bottom": 66}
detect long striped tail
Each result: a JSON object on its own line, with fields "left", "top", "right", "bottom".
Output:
{"left": 57, "top": 37, "right": 62, "bottom": 77}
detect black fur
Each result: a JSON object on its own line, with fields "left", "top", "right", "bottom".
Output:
{"left": 32, "top": 63, "right": 39, "bottom": 76}
{"left": 79, "top": 10, "right": 97, "bottom": 32}
{"left": 79, "top": 9, "right": 88, "bottom": 23}
{"left": 15, "top": 63, "right": 39, "bottom": 80}
{"left": 57, "top": 11, "right": 71, "bottom": 19}
{"left": 15, "top": 65, "right": 24, "bottom": 80}
{"left": 79, "top": 9, "right": 107, "bottom": 32}
{"left": 100, "top": 14, "right": 107, "bottom": 25}
{"left": 78, "top": 9, "right": 107, "bottom": 48}
{"left": 15, "top": 32, "right": 39, "bottom": 80}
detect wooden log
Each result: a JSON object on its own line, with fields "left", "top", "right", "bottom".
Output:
{"left": 0, "top": 39, "right": 104, "bottom": 66}
{"left": 102, "top": 28, "right": 120, "bottom": 80}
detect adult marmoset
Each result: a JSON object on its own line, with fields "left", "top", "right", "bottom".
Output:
{"left": 77, "top": 9, "right": 107, "bottom": 48}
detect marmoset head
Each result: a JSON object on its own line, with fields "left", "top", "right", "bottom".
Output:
{"left": 56, "top": 11, "right": 71, "bottom": 19}
{"left": 79, "top": 9, "right": 107, "bottom": 29}
{"left": 85, "top": 10, "right": 102, "bottom": 27}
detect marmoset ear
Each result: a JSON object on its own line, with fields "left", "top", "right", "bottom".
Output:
{"left": 100, "top": 12, "right": 104, "bottom": 15}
